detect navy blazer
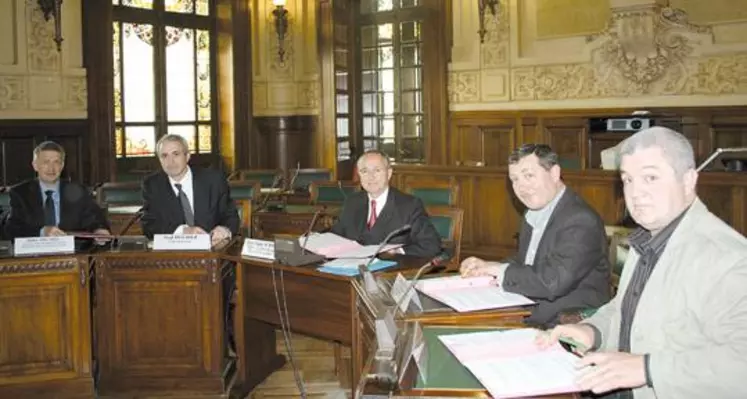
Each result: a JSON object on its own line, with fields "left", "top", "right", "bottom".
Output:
{"left": 140, "top": 167, "right": 240, "bottom": 238}
{"left": 4, "top": 179, "right": 109, "bottom": 239}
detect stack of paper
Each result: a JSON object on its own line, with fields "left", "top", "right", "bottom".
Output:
{"left": 415, "top": 275, "right": 534, "bottom": 312}
{"left": 300, "top": 232, "right": 402, "bottom": 258}
{"left": 438, "top": 329, "right": 585, "bottom": 398}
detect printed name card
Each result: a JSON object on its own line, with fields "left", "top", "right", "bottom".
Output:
{"left": 153, "top": 234, "right": 211, "bottom": 251}
{"left": 242, "top": 238, "right": 275, "bottom": 260}
{"left": 14, "top": 236, "right": 75, "bottom": 256}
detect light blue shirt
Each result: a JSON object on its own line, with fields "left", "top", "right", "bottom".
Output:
{"left": 39, "top": 180, "right": 61, "bottom": 235}
{"left": 523, "top": 186, "right": 566, "bottom": 265}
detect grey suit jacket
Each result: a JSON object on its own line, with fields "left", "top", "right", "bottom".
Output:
{"left": 502, "top": 188, "right": 611, "bottom": 326}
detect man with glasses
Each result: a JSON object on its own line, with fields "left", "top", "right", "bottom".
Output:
{"left": 330, "top": 149, "right": 441, "bottom": 258}
{"left": 460, "top": 144, "right": 610, "bottom": 327}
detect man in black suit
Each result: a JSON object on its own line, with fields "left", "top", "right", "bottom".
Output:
{"left": 5, "top": 141, "right": 110, "bottom": 240}
{"left": 461, "top": 144, "right": 610, "bottom": 327}
{"left": 330, "top": 150, "right": 441, "bottom": 258}
{"left": 141, "top": 134, "right": 239, "bottom": 245}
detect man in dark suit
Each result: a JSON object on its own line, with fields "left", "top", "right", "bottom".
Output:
{"left": 330, "top": 150, "right": 441, "bottom": 258}
{"left": 5, "top": 141, "right": 110, "bottom": 240}
{"left": 461, "top": 144, "right": 610, "bottom": 327}
{"left": 141, "top": 134, "right": 239, "bottom": 245}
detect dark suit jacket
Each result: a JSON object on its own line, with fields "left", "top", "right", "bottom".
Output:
{"left": 4, "top": 179, "right": 109, "bottom": 239}
{"left": 141, "top": 167, "right": 240, "bottom": 238}
{"left": 330, "top": 187, "right": 442, "bottom": 258}
{"left": 502, "top": 188, "right": 610, "bottom": 327}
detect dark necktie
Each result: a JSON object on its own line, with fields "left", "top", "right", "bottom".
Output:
{"left": 175, "top": 183, "right": 195, "bottom": 226}
{"left": 44, "top": 190, "right": 56, "bottom": 226}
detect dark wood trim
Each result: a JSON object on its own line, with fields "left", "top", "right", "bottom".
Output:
{"left": 83, "top": 0, "right": 115, "bottom": 183}
{"left": 255, "top": 116, "right": 317, "bottom": 172}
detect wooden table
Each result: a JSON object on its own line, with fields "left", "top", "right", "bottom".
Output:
{"left": 223, "top": 252, "right": 431, "bottom": 397}
{"left": 0, "top": 254, "right": 94, "bottom": 398}
{"left": 93, "top": 247, "right": 231, "bottom": 398}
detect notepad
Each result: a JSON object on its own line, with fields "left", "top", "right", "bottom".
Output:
{"left": 300, "top": 232, "right": 402, "bottom": 258}
{"left": 415, "top": 275, "right": 534, "bottom": 312}
{"left": 438, "top": 328, "right": 586, "bottom": 398}
{"left": 317, "top": 258, "right": 397, "bottom": 276}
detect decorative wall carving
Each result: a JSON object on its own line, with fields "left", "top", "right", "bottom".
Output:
{"left": 0, "top": 259, "right": 77, "bottom": 274}
{"left": 481, "top": 0, "right": 510, "bottom": 68}
{"left": 587, "top": 5, "right": 711, "bottom": 93}
{"left": 449, "top": 0, "right": 747, "bottom": 108}
{"left": 100, "top": 258, "right": 217, "bottom": 270}
{"left": 297, "top": 81, "right": 319, "bottom": 109}
{"left": 0, "top": 76, "right": 27, "bottom": 110}
{"left": 27, "top": 4, "right": 60, "bottom": 72}
{"left": 448, "top": 71, "right": 480, "bottom": 103}
{"left": 64, "top": 76, "right": 87, "bottom": 110}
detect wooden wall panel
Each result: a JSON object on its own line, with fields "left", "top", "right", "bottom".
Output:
{"left": 393, "top": 165, "right": 746, "bottom": 260}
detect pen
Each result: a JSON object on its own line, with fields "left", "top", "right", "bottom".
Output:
{"left": 558, "top": 336, "right": 586, "bottom": 358}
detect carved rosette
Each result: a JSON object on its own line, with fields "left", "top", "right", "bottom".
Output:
{"left": 448, "top": 71, "right": 480, "bottom": 104}
{"left": 587, "top": 6, "right": 712, "bottom": 94}
{"left": 0, "top": 259, "right": 77, "bottom": 275}
{"left": 0, "top": 76, "right": 28, "bottom": 110}
{"left": 481, "top": 0, "right": 510, "bottom": 68}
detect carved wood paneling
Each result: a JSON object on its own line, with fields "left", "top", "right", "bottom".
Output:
{"left": 393, "top": 165, "right": 746, "bottom": 260}
{"left": 0, "top": 256, "right": 93, "bottom": 398}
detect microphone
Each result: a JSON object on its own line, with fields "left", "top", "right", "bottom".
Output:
{"left": 337, "top": 181, "right": 348, "bottom": 201}
{"left": 393, "top": 251, "right": 451, "bottom": 313}
{"left": 360, "top": 224, "right": 412, "bottom": 295}
{"left": 288, "top": 161, "right": 301, "bottom": 191}
{"left": 118, "top": 208, "right": 145, "bottom": 236}
{"left": 256, "top": 174, "right": 284, "bottom": 211}
{"left": 300, "top": 208, "right": 323, "bottom": 255}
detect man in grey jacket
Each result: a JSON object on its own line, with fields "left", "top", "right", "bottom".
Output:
{"left": 539, "top": 127, "right": 747, "bottom": 398}
{"left": 460, "top": 144, "right": 610, "bottom": 326}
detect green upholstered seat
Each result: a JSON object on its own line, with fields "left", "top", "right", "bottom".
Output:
{"left": 410, "top": 187, "right": 453, "bottom": 206}
{"left": 230, "top": 184, "right": 259, "bottom": 201}
{"left": 240, "top": 170, "right": 282, "bottom": 188}
{"left": 99, "top": 182, "right": 143, "bottom": 207}
{"left": 291, "top": 169, "right": 332, "bottom": 191}
{"left": 429, "top": 214, "right": 454, "bottom": 241}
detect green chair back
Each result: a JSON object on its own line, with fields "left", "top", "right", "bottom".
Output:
{"left": 291, "top": 169, "right": 332, "bottom": 191}
{"left": 99, "top": 182, "right": 143, "bottom": 207}
{"left": 411, "top": 187, "right": 453, "bottom": 207}
{"left": 240, "top": 170, "right": 282, "bottom": 188}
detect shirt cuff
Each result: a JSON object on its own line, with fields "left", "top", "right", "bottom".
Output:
{"left": 486, "top": 261, "right": 508, "bottom": 285}
{"left": 40, "top": 227, "right": 45, "bottom": 237}
{"left": 580, "top": 323, "right": 603, "bottom": 351}
{"left": 644, "top": 353, "right": 653, "bottom": 387}
{"left": 173, "top": 225, "right": 188, "bottom": 234}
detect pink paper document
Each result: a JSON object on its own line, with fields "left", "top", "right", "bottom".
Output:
{"left": 299, "top": 232, "right": 402, "bottom": 258}
{"left": 415, "top": 275, "right": 534, "bottom": 312}
{"left": 438, "top": 329, "right": 586, "bottom": 398}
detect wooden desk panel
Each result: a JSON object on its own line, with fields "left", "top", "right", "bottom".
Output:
{"left": 252, "top": 208, "right": 338, "bottom": 238}
{"left": 93, "top": 251, "right": 228, "bottom": 397}
{"left": 0, "top": 256, "right": 94, "bottom": 398}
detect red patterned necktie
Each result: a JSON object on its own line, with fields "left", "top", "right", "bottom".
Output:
{"left": 367, "top": 199, "right": 377, "bottom": 229}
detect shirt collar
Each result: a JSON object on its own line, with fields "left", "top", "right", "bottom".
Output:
{"left": 368, "top": 187, "right": 389, "bottom": 203}
{"left": 168, "top": 167, "right": 192, "bottom": 187}
{"left": 629, "top": 205, "right": 690, "bottom": 255}
{"left": 39, "top": 179, "right": 60, "bottom": 194}
{"left": 525, "top": 185, "right": 566, "bottom": 228}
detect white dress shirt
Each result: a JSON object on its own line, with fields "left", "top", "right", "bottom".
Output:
{"left": 170, "top": 167, "right": 195, "bottom": 234}
{"left": 366, "top": 187, "right": 389, "bottom": 222}
{"left": 523, "top": 186, "right": 566, "bottom": 265}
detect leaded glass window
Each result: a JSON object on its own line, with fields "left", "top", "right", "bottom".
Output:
{"left": 113, "top": 0, "right": 214, "bottom": 158}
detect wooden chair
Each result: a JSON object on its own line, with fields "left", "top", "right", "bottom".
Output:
{"left": 426, "top": 206, "right": 464, "bottom": 271}
{"left": 289, "top": 168, "right": 333, "bottom": 192}
{"left": 404, "top": 179, "right": 459, "bottom": 207}
{"left": 229, "top": 180, "right": 261, "bottom": 236}
{"left": 237, "top": 169, "right": 283, "bottom": 188}
{"left": 309, "top": 181, "right": 359, "bottom": 206}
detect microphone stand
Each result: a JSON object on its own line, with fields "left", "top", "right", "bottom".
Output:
{"left": 288, "top": 161, "right": 301, "bottom": 192}
{"left": 392, "top": 252, "right": 450, "bottom": 313}
{"left": 300, "top": 208, "right": 323, "bottom": 255}
{"left": 360, "top": 225, "right": 412, "bottom": 296}
{"left": 256, "top": 175, "right": 283, "bottom": 211}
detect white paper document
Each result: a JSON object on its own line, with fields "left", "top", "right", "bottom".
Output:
{"left": 438, "top": 329, "right": 586, "bottom": 398}
{"left": 299, "top": 232, "right": 402, "bottom": 258}
{"left": 415, "top": 275, "right": 534, "bottom": 312}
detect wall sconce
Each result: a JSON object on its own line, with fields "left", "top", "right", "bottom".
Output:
{"left": 37, "top": 0, "right": 64, "bottom": 51}
{"left": 477, "top": 0, "right": 499, "bottom": 43}
{"left": 272, "top": 0, "right": 289, "bottom": 63}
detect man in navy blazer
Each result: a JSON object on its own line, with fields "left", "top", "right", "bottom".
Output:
{"left": 140, "top": 134, "right": 239, "bottom": 244}
{"left": 5, "top": 141, "right": 110, "bottom": 240}
{"left": 330, "top": 150, "right": 441, "bottom": 258}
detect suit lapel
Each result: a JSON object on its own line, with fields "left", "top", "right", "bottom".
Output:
{"left": 532, "top": 189, "right": 572, "bottom": 262}
{"left": 191, "top": 168, "right": 208, "bottom": 227}
{"left": 58, "top": 181, "right": 70, "bottom": 228}
{"left": 160, "top": 173, "right": 185, "bottom": 225}
{"left": 29, "top": 180, "right": 46, "bottom": 227}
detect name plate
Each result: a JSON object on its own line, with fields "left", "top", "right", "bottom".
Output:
{"left": 14, "top": 236, "right": 75, "bottom": 256}
{"left": 242, "top": 238, "right": 275, "bottom": 260}
{"left": 153, "top": 234, "right": 211, "bottom": 251}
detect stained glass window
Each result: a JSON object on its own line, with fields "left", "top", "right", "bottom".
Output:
{"left": 113, "top": 1, "right": 215, "bottom": 158}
